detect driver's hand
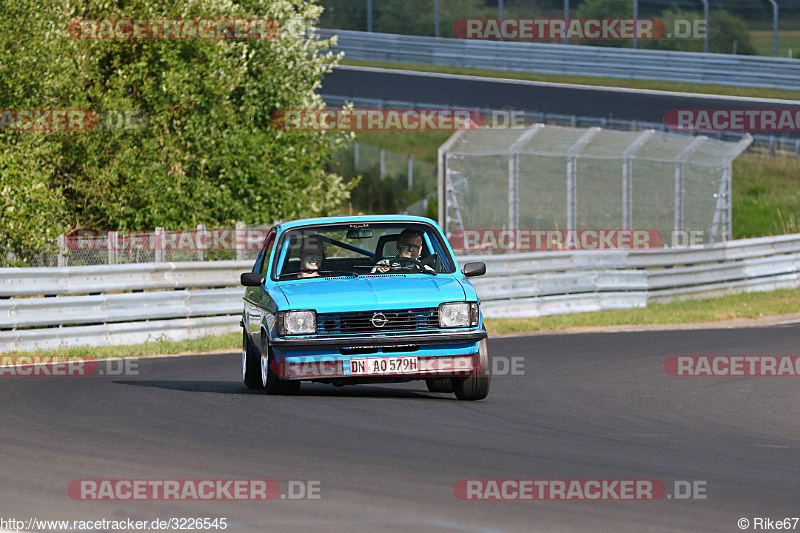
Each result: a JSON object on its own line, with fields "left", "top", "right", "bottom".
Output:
{"left": 375, "top": 259, "right": 390, "bottom": 273}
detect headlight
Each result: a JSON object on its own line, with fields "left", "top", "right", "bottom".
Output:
{"left": 277, "top": 310, "right": 316, "bottom": 335}
{"left": 438, "top": 302, "right": 479, "bottom": 328}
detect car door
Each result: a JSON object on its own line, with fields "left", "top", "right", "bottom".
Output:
{"left": 243, "top": 229, "right": 278, "bottom": 349}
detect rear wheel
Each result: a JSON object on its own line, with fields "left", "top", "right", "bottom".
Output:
{"left": 425, "top": 378, "right": 453, "bottom": 393}
{"left": 261, "top": 334, "right": 300, "bottom": 395}
{"left": 452, "top": 339, "right": 491, "bottom": 401}
{"left": 242, "top": 330, "right": 263, "bottom": 389}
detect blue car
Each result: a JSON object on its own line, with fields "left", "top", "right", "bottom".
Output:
{"left": 240, "top": 215, "right": 490, "bottom": 400}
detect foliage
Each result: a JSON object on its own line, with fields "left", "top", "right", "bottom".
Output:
{"left": 0, "top": 0, "right": 352, "bottom": 263}
{"left": 575, "top": 0, "right": 631, "bottom": 19}
{"left": 643, "top": 7, "right": 757, "bottom": 55}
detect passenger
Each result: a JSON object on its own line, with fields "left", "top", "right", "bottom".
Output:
{"left": 297, "top": 240, "right": 324, "bottom": 278}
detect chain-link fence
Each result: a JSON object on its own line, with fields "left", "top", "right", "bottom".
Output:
{"left": 331, "top": 141, "right": 437, "bottom": 218}
{"left": 440, "top": 124, "right": 752, "bottom": 251}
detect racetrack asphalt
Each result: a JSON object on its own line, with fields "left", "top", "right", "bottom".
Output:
{"left": 1, "top": 325, "right": 799, "bottom": 532}
{"left": 322, "top": 66, "right": 800, "bottom": 138}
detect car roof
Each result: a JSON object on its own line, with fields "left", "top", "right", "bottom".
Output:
{"left": 276, "top": 215, "right": 441, "bottom": 233}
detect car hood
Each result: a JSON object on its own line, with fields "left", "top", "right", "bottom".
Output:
{"left": 276, "top": 275, "right": 467, "bottom": 312}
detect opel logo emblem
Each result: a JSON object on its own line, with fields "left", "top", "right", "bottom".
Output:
{"left": 371, "top": 312, "right": 387, "bottom": 328}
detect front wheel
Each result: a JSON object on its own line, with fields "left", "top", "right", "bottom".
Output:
{"left": 452, "top": 339, "right": 491, "bottom": 401}
{"left": 242, "top": 330, "right": 263, "bottom": 389}
{"left": 261, "top": 335, "right": 300, "bottom": 395}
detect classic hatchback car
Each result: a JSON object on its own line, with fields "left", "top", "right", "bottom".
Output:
{"left": 240, "top": 215, "right": 489, "bottom": 400}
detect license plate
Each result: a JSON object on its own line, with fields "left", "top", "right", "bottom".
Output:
{"left": 344, "top": 356, "right": 418, "bottom": 376}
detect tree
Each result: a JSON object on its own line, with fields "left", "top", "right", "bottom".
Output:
{"left": 576, "top": 0, "right": 633, "bottom": 47}
{"left": 575, "top": 0, "right": 632, "bottom": 19}
{"left": 0, "top": 0, "right": 352, "bottom": 263}
{"left": 643, "top": 7, "right": 756, "bottom": 55}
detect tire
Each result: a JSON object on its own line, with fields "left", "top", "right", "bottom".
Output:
{"left": 425, "top": 378, "right": 453, "bottom": 393}
{"left": 452, "top": 339, "right": 491, "bottom": 401}
{"left": 242, "top": 329, "right": 263, "bottom": 389}
{"left": 260, "top": 333, "right": 300, "bottom": 395}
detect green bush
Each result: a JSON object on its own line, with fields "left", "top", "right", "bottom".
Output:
{"left": 0, "top": 0, "right": 352, "bottom": 264}
{"left": 643, "top": 8, "right": 756, "bottom": 55}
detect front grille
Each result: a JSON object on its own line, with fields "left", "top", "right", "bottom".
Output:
{"left": 317, "top": 308, "right": 439, "bottom": 335}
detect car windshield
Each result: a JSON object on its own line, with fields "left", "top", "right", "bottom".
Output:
{"left": 271, "top": 222, "right": 455, "bottom": 281}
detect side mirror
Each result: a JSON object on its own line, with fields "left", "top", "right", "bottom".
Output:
{"left": 462, "top": 262, "right": 486, "bottom": 278}
{"left": 241, "top": 272, "right": 263, "bottom": 286}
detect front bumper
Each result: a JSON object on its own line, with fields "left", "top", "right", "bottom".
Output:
{"left": 270, "top": 329, "right": 487, "bottom": 350}
{"left": 269, "top": 329, "right": 487, "bottom": 381}
{"left": 276, "top": 353, "right": 482, "bottom": 381}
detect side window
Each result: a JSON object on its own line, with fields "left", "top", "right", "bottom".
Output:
{"left": 255, "top": 230, "right": 276, "bottom": 277}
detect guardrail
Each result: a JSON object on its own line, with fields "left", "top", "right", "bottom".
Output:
{"left": 0, "top": 261, "right": 251, "bottom": 352}
{"left": 318, "top": 29, "right": 800, "bottom": 91}
{"left": 465, "top": 234, "right": 800, "bottom": 317}
{"left": 3, "top": 234, "right": 800, "bottom": 351}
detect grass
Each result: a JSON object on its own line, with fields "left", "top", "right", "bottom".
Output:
{"left": 340, "top": 58, "right": 800, "bottom": 101}
{"left": 1, "top": 332, "right": 240, "bottom": 358}
{"left": 484, "top": 287, "right": 800, "bottom": 336}
{"left": 355, "top": 131, "right": 452, "bottom": 164}
{"left": 732, "top": 154, "right": 800, "bottom": 239}
{"left": 750, "top": 30, "right": 800, "bottom": 58}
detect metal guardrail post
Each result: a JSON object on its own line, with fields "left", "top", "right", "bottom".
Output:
{"left": 57, "top": 235, "right": 66, "bottom": 267}
{"left": 107, "top": 231, "right": 117, "bottom": 265}
{"left": 438, "top": 130, "right": 467, "bottom": 230}
{"left": 235, "top": 222, "right": 246, "bottom": 261}
{"left": 434, "top": 0, "right": 439, "bottom": 37}
{"left": 720, "top": 134, "right": 753, "bottom": 241}
{"left": 709, "top": 169, "right": 729, "bottom": 244}
{"left": 565, "top": 128, "right": 600, "bottom": 229}
{"left": 673, "top": 136, "right": 706, "bottom": 243}
{"left": 354, "top": 141, "right": 359, "bottom": 171}
{"left": 197, "top": 224, "right": 206, "bottom": 262}
{"left": 154, "top": 227, "right": 164, "bottom": 263}
{"left": 621, "top": 130, "right": 654, "bottom": 230}
{"left": 407, "top": 156, "right": 413, "bottom": 191}
{"left": 507, "top": 125, "right": 543, "bottom": 233}
{"left": 701, "top": 0, "right": 709, "bottom": 53}
{"left": 379, "top": 148, "right": 386, "bottom": 180}
{"left": 508, "top": 154, "right": 519, "bottom": 231}
{"left": 768, "top": 0, "right": 779, "bottom": 58}
{"left": 367, "top": 0, "right": 372, "bottom": 32}
{"left": 566, "top": 157, "right": 577, "bottom": 229}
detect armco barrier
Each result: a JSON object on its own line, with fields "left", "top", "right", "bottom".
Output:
{"left": 318, "top": 29, "right": 800, "bottom": 91}
{"left": 3, "top": 234, "right": 800, "bottom": 351}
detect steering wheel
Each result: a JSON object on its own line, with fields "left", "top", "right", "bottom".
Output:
{"left": 392, "top": 257, "right": 425, "bottom": 270}
{"left": 375, "top": 256, "right": 424, "bottom": 272}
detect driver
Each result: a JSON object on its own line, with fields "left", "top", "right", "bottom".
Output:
{"left": 374, "top": 229, "right": 433, "bottom": 273}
